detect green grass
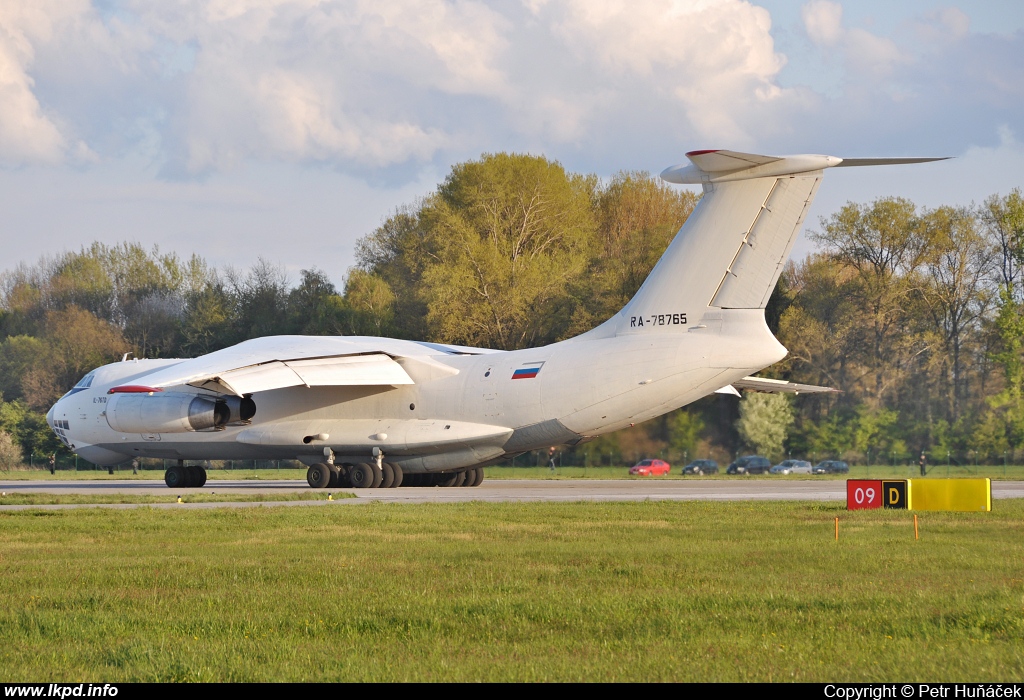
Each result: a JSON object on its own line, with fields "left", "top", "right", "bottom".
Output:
{"left": 1, "top": 500, "right": 1022, "bottom": 681}
{"left": 0, "top": 492, "right": 353, "bottom": 506}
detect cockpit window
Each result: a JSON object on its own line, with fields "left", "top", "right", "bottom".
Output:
{"left": 62, "top": 371, "right": 97, "bottom": 398}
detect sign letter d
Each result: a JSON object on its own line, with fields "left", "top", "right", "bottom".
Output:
{"left": 889, "top": 488, "right": 899, "bottom": 505}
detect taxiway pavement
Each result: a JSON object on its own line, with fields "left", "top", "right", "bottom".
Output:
{"left": 1, "top": 478, "right": 1022, "bottom": 511}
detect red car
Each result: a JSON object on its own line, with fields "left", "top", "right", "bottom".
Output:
{"left": 629, "top": 459, "right": 671, "bottom": 476}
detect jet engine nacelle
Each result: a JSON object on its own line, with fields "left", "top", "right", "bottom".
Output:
{"left": 105, "top": 392, "right": 231, "bottom": 433}
{"left": 222, "top": 395, "right": 257, "bottom": 425}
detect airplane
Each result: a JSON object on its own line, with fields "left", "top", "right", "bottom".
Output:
{"left": 46, "top": 149, "right": 945, "bottom": 489}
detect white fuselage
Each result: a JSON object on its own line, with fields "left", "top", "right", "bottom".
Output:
{"left": 48, "top": 308, "right": 785, "bottom": 472}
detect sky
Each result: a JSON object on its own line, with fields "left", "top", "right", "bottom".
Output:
{"left": 1, "top": 0, "right": 1022, "bottom": 289}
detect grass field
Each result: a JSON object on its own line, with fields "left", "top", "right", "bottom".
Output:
{"left": 1, "top": 500, "right": 1022, "bottom": 681}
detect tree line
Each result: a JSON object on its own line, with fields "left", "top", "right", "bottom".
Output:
{"left": 0, "top": 152, "right": 1021, "bottom": 468}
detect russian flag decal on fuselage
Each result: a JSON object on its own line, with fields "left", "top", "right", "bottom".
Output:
{"left": 512, "top": 362, "right": 544, "bottom": 380}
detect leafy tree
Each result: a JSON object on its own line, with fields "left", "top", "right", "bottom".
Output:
{"left": 811, "top": 198, "right": 928, "bottom": 405}
{"left": 920, "top": 206, "right": 994, "bottom": 419}
{"left": 0, "top": 335, "right": 47, "bottom": 402}
{"left": 226, "top": 259, "right": 291, "bottom": 341}
{"left": 778, "top": 256, "right": 862, "bottom": 411}
{"left": 0, "top": 429, "right": 22, "bottom": 470}
{"left": 801, "top": 413, "right": 855, "bottom": 460}
{"left": 355, "top": 206, "right": 431, "bottom": 340}
{"left": 289, "top": 269, "right": 347, "bottom": 335}
{"left": 0, "top": 397, "right": 61, "bottom": 459}
{"left": 736, "top": 392, "right": 793, "bottom": 459}
{"left": 415, "top": 153, "right": 598, "bottom": 349}
{"left": 343, "top": 269, "right": 395, "bottom": 336}
{"left": 27, "top": 307, "right": 127, "bottom": 409}
{"left": 180, "top": 281, "right": 232, "bottom": 355}
{"left": 668, "top": 409, "right": 704, "bottom": 462}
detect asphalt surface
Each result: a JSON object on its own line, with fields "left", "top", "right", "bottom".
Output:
{"left": 1, "top": 478, "right": 1022, "bottom": 511}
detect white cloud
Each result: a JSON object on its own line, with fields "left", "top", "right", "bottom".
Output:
{"left": 800, "top": 1, "right": 903, "bottom": 77}
{"left": 2, "top": 0, "right": 1022, "bottom": 181}
{"left": 512, "top": 0, "right": 788, "bottom": 144}
{"left": 0, "top": 0, "right": 794, "bottom": 169}
{"left": 801, "top": 0, "right": 843, "bottom": 46}
{"left": 129, "top": 0, "right": 511, "bottom": 172}
{"left": 0, "top": 0, "right": 74, "bottom": 164}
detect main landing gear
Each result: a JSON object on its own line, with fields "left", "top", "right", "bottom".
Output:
{"left": 164, "top": 461, "right": 207, "bottom": 488}
{"left": 305, "top": 448, "right": 485, "bottom": 490}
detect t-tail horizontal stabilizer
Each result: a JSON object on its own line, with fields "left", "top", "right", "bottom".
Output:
{"left": 716, "top": 376, "right": 839, "bottom": 396}
{"left": 661, "top": 149, "right": 949, "bottom": 184}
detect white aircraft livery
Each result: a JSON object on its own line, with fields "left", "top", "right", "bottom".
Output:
{"left": 47, "top": 149, "right": 944, "bottom": 489}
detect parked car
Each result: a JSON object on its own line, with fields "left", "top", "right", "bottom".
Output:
{"left": 812, "top": 460, "right": 850, "bottom": 474}
{"left": 769, "top": 459, "right": 812, "bottom": 475}
{"left": 629, "top": 459, "right": 671, "bottom": 476}
{"left": 682, "top": 459, "right": 719, "bottom": 475}
{"left": 726, "top": 455, "right": 771, "bottom": 474}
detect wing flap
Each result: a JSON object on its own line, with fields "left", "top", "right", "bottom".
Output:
{"left": 205, "top": 361, "right": 304, "bottom": 395}
{"left": 130, "top": 351, "right": 416, "bottom": 396}
{"left": 285, "top": 355, "right": 415, "bottom": 387}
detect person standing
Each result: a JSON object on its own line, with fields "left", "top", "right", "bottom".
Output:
{"left": 918, "top": 452, "right": 927, "bottom": 476}
{"left": 48, "top": 453, "right": 55, "bottom": 475}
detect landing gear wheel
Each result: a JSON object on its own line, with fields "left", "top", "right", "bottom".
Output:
{"left": 472, "top": 467, "right": 484, "bottom": 487}
{"left": 164, "top": 466, "right": 187, "bottom": 488}
{"left": 306, "top": 463, "right": 331, "bottom": 489}
{"left": 462, "top": 468, "right": 480, "bottom": 487}
{"left": 452, "top": 471, "right": 467, "bottom": 487}
{"left": 369, "top": 462, "right": 383, "bottom": 488}
{"left": 380, "top": 461, "right": 395, "bottom": 489}
{"left": 388, "top": 462, "right": 403, "bottom": 487}
{"left": 437, "top": 472, "right": 458, "bottom": 487}
{"left": 327, "top": 464, "right": 341, "bottom": 488}
{"left": 336, "top": 465, "right": 353, "bottom": 488}
{"left": 350, "top": 462, "right": 374, "bottom": 488}
{"left": 186, "top": 465, "right": 206, "bottom": 488}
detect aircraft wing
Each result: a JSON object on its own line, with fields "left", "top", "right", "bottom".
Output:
{"left": 108, "top": 336, "right": 429, "bottom": 396}
{"left": 722, "top": 376, "right": 838, "bottom": 395}
{"left": 188, "top": 354, "right": 414, "bottom": 395}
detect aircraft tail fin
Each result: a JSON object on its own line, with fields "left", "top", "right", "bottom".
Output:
{"left": 582, "top": 149, "right": 946, "bottom": 339}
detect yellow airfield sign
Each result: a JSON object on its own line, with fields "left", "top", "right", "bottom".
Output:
{"left": 908, "top": 478, "right": 992, "bottom": 512}
{"left": 847, "top": 478, "right": 991, "bottom": 511}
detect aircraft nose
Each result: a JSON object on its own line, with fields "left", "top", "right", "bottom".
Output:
{"left": 46, "top": 403, "right": 56, "bottom": 429}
